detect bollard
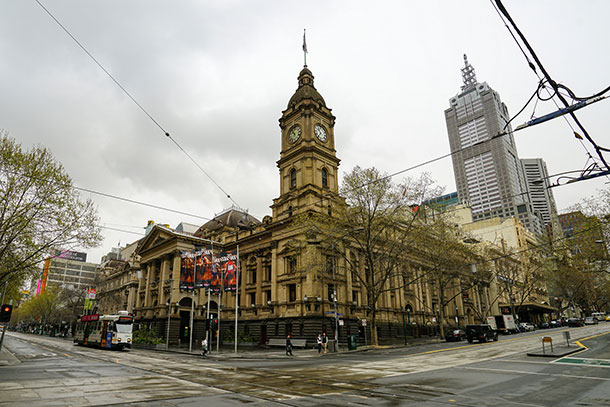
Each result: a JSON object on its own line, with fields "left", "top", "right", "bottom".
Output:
{"left": 563, "top": 331, "right": 571, "bottom": 347}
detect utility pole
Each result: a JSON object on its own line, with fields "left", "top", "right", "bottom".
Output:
{"left": 166, "top": 280, "right": 172, "bottom": 350}
{"left": 332, "top": 243, "right": 339, "bottom": 352}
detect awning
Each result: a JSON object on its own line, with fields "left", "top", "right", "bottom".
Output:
{"left": 499, "top": 302, "right": 557, "bottom": 313}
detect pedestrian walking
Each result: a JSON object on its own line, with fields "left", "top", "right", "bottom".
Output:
{"left": 286, "top": 335, "right": 293, "bottom": 356}
{"left": 201, "top": 338, "right": 208, "bottom": 358}
{"left": 322, "top": 332, "right": 328, "bottom": 354}
{"left": 316, "top": 333, "right": 322, "bottom": 355}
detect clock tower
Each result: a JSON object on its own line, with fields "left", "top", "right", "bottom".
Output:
{"left": 271, "top": 66, "right": 341, "bottom": 219}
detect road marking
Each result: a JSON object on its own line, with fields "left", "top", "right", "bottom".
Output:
{"left": 63, "top": 353, "right": 72, "bottom": 358}
{"left": 459, "top": 366, "right": 610, "bottom": 381}
{"left": 553, "top": 357, "right": 610, "bottom": 368}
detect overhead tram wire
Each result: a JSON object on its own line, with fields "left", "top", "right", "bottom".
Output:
{"left": 33, "top": 0, "right": 239, "bottom": 208}
{"left": 3, "top": 167, "right": 211, "bottom": 221}
{"left": 493, "top": 0, "right": 610, "bottom": 171}
{"left": 488, "top": 0, "right": 606, "bottom": 170}
{"left": 99, "top": 225, "right": 145, "bottom": 236}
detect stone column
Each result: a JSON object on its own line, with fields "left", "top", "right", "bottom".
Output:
{"left": 256, "top": 255, "right": 262, "bottom": 305}
{"left": 172, "top": 253, "right": 181, "bottom": 304}
{"left": 271, "top": 248, "right": 278, "bottom": 302}
{"left": 159, "top": 257, "right": 170, "bottom": 305}
{"left": 135, "top": 264, "right": 144, "bottom": 309}
{"left": 144, "top": 262, "right": 154, "bottom": 308}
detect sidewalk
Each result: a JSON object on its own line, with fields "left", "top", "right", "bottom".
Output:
{"left": 0, "top": 346, "right": 20, "bottom": 366}
{"left": 149, "top": 336, "right": 445, "bottom": 360}
{"left": 526, "top": 342, "right": 584, "bottom": 358}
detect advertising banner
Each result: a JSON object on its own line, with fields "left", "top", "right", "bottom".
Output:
{"left": 54, "top": 250, "right": 87, "bottom": 262}
{"left": 195, "top": 246, "right": 215, "bottom": 289}
{"left": 218, "top": 249, "right": 238, "bottom": 292}
{"left": 180, "top": 251, "right": 195, "bottom": 290}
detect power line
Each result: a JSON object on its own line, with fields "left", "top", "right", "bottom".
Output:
{"left": 3, "top": 167, "right": 211, "bottom": 221}
{"left": 33, "top": 0, "right": 239, "bottom": 208}
{"left": 493, "top": 0, "right": 610, "bottom": 171}
{"left": 99, "top": 225, "right": 145, "bottom": 236}
{"left": 488, "top": 0, "right": 604, "bottom": 169}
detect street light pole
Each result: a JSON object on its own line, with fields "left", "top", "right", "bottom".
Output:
{"left": 166, "top": 280, "right": 172, "bottom": 350}
{"left": 332, "top": 243, "right": 339, "bottom": 352}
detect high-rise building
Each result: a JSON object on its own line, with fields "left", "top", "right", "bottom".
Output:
{"left": 521, "top": 158, "right": 558, "bottom": 226}
{"left": 444, "top": 55, "right": 542, "bottom": 235}
{"left": 36, "top": 250, "right": 101, "bottom": 294}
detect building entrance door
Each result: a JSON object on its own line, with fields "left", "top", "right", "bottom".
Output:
{"left": 180, "top": 310, "right": 190, "bottom": 346}
{"left": 260, "top": 325, "right": 267, "bottom": 345}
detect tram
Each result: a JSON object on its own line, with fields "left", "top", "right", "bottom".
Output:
{"left": 74, "top": 310, "right": 133, "bottom": 350}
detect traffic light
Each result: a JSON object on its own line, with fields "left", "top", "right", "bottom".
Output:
{"left": 0, "top": 304, "right": 12, "bottom": 323}
{"left": 210, "top": 319, "right": 218, "bottom": 331}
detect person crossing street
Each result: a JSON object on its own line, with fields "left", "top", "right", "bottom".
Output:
{"left": 286, "top": 334, "right": 293, "bottom": 356}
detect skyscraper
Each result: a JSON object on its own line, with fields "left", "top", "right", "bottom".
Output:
{"left": 521, "top": 158, "right": 558, "bottom": 226}
{"left": 445, "top": 55, "right": 542, "bottom": 235}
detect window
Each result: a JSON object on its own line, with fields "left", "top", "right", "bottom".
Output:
{"left": 250, "top": 269, "right": 257, "bottom": 284}
{"left": 249, "top": 292, "right": 256, "bottom": 306}
{"left": 264, "top": 264, "right": 271, "bottom": 281}
{"left": 287, "top": 256, "right": 297, "bottom": 274}
{"left": 352, "top": 290, "right": 359, "bottom": 305}
{"left": 325, "top": 255, "right": 335, "bottom": 274}
{"left": 290, "top": 169, "right": 296, "bottom": 188}
{"left": 265, "top": 290, "right": 271, "bottom": 303}
{"left": 288, "top": 284, "right": 297, "bottom": 302}
{"left": 322, "top": 168, "right": 328, "bottom": 188}
{"left": 328, "top": 284, "right": 335, "bottom": 302}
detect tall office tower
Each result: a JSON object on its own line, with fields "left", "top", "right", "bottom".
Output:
{"left": 521, "top": 158, "right": 558, "bottom": 226}
{"left": 445, "top": 55, "right": 543, "bottom": 235}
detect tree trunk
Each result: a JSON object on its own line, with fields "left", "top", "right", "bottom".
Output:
{"left": 370, "top": 310, "right": 379, "bottom": 346}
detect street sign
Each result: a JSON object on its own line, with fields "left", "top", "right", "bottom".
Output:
{"left": 361, "top": 319, "right": 367, "bottom": 326}
{"left": 339, "top": 319, "right": 344, "bottom": 326}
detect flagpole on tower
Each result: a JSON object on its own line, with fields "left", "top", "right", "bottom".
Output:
{"left": 302, "top": 29, "right": 308, "bottom": 67}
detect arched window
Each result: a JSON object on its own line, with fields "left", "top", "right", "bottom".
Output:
{"left": 321, "top": 168, "right": 328, "bottom": 188}
{"left": 290, "top": 169, "right": 296, "bottom": 188}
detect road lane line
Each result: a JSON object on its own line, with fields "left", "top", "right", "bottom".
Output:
{"left": 459, "top": 366, "right": 610, "bottom": 381}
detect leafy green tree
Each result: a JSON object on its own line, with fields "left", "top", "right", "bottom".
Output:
{"left": 0, "top": 133, "right": 102, "bottom": 287}
{"left": 16, "top": 285, "right": 62, "bottom": 327}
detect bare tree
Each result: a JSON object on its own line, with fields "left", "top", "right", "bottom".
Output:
{"left": 302, "top": 166, "right": 442, "bottom": 345}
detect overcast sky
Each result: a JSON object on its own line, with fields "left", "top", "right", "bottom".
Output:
{"left": 2, "top": 1, "right": 609, "bottom": 263}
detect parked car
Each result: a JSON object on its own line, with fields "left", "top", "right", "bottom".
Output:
{"left": 606, "top": 315, "right": 610, "bottom": 322}
{"left": 538, "top": 321, "right": 550, "bottom": 329}
{"left": 549, "top": 320, "right": 562, "bottom": 328}
{"left": 466, "top": 324, "right": 498, "bottom": 343}
{"left": 584, "top": 317, "right": 599, "bottom": 325}
{"left": 567, "top": 318, "right": 584, "bottom": 327}
{"left": 518, "top": 322, "right": 536, "bottom": 332}
{"left": 445, "top": 329, "right": 466, "bottom": 342}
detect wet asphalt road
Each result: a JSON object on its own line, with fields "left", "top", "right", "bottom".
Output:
{"left": 1, "top": 325, "right": 610, "bottom": 406}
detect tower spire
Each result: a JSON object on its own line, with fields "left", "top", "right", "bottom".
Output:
{"left": 461, "top": 54, "right": 478, "bottom": 91}
{"left": 302, "top": 29, "right": 308, "bottom": 67}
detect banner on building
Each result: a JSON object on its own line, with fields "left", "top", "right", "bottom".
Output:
{"left": 218, "top": 249, "right": 238, "bottom": 292}
{"left": 180, "top": 251, "right": 195, "bottom": 290}
{"left": 195, "top": 246, "right": 215, "bottom": 289}
{"left": 54, "top": 250, "right": 87, "bottom": 262}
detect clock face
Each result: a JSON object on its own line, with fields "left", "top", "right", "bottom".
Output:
{"left": 288, "top": 125, "right": 301, "bottom": 144}
{"left": 314, "top": 124, "right": 327, "bottom": 142}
